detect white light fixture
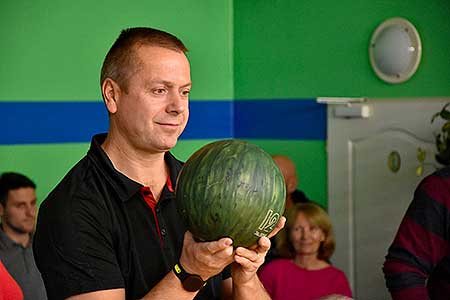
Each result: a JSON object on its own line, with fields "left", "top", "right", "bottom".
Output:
{"left": 369, "top": 17, "right": 422, "bottom": 84}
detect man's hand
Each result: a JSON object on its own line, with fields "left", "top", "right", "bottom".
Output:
{"left": 266, "top": 215, "right": 286, "bottom": 239}
{"left": 179, "top": 231, "right": 234, "bottom": 280}
{"left": 231, "top": 216, "right": 286, "bottom": 286}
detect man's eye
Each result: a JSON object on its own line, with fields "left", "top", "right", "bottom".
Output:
{"left": 154, "top": 88, "right": 166, "bottom": 94}
{"left": 181, "top": 90, "right": 191, "bottom": 96}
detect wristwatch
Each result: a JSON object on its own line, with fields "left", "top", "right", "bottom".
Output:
{"left": 173, "top": 262, "right": 206, "bottom": 292}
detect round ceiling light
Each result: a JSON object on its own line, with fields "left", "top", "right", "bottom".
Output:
{"left": 369, "top": 17, "right": 422, "bottom": 84}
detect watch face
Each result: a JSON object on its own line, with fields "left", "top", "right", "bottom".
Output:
{"left": 183, "top": 275, "right": 205, "bottom": 292}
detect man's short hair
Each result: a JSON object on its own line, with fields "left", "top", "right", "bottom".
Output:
{"left": 0, "top": 172, "right": 36, "bottom": 207}
{"left": 100, "top": 27, "right": 188, "bottom": 93}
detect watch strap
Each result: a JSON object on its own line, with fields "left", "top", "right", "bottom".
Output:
{"left": 173, "top": 262, "right": 206, "bottom": 292}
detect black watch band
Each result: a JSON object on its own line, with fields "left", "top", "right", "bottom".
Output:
{"left": 173, "top": 263, "right": 206, "bottom": 292}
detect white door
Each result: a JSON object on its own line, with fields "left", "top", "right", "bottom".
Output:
{"left": 326, "top": 98, "right": 449, "bottom": 300}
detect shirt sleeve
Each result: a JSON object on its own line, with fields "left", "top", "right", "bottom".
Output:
{"left": 33, "top": 193, "right": 124, "bottom": 300}
{"left": 383, "top": 174, "right": 450, "bottom": 300}
{"left": 332, "top": 270, "right": 353, "bottom": 297}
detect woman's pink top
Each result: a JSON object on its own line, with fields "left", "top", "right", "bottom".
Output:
{"left": 259, "top": 259, "right": 352, "bottom": 300}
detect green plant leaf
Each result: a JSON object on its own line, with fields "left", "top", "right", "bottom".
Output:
{"left": 431, "top": 111, "right": 441, "bottom": 123}
{"left": 417, "top": 148, "right": 426, "bottom": 162}
{"left": 432, "top": 102, "right": 450, "bottom": 166}
{"left": 440, "top": 109, "right": 450, "bottom": 120}
{"left": 443, "top": 121, "right": 450, "bottom": 132}
{"left": 438, "top": 102, "right": 450, "bottom": 120}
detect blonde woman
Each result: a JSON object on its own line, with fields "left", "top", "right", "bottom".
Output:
{"left": 259, "top": 203, "right": 352, "bottom": 300}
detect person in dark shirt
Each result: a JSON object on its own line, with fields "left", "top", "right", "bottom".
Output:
{"left": 33, "top": 27, "right": 284, "bottom": 300}
{"left": 383, "top": 166, "right": 450, "bottom": 300}
{"left": 0, "top": 172, "right": 47, "bottom": 300}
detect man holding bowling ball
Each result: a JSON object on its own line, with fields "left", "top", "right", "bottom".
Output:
{"left": 33, "top": 27, "right": 285, "bottom": 300}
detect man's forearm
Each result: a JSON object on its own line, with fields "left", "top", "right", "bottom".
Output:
{"left": 232, "top": 276, "right": 270, "bottom": 300}
{"left": 142, "top": 271, "right": 199, "bottom": 300}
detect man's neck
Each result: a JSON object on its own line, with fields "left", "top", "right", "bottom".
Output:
{"left": 1, "top": 224, "right": 30, "bottom": 247}
{"left": 101, "top": 135, "right": 169, "bottom": 200}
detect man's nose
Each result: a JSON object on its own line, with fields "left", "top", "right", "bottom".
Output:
{"left": 167, "top": 92, "right": 187, "bottom": 114}
{"left": 26, "top": 205, "right": 36, "bottom": 217}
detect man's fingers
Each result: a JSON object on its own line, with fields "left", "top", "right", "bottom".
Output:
{"left": 235, "top": 243, "right": 266, "bottom": 263}
{"left": 267, "top": 216, "right": 286, "bottom": 239}
{"left": 235, "top": 248, "right": 260, "bottom": 262}
{"left": 234, "top": 232, "right": 272, "bottom": 263}
{"left": 181, "top": 232, "right": 234, "bottom": 277}
{"left": 183, "top": 231, "right": 195, "bottom": 245}
{"left": 184, "top": 231, "right": 233, "bottom": 254}
{"left": 257, "top": 236, "right": 271, "bottom": 252}
{"left": 201, "top": 237, "right": 233, "bottom": 254}
{"left": 234, "top": 253, "right": 253, "bottom": 267}
{"left": 213, "top": 246, "right": 235, "bottom": 265}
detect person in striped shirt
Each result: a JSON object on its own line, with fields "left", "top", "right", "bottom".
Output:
{"left": 383, "top": 166, "right": 450, "bottom": 300}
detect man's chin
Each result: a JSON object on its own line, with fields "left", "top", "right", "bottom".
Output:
{"left": 159, "top": 138, "right": 179, "bottom": 151}
{"left": 142, "top": 136, "right": 180, "bottom": 153}
{"left": 9, "top": 226, "right": 33, "bottom": 235}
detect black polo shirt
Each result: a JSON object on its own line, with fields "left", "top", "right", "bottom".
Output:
{"left": 33, "top": 133, "right": 229, "bottom": 300}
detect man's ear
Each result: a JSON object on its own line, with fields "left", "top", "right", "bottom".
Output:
{"left": 102, "top": 78, "right": 122, "bottom": 114}
{"left": 0, "top": 203, "right": 4, "bottom": 218}
{"left": 287, "top": 177, "right": 298, "bottom": 194}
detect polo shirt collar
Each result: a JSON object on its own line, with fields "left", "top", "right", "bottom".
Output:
{"left": 0, "top": 226, "right": 31, "bottom": 249}
{"left": 88, "top": 133, "right": 182, "bottom": 202}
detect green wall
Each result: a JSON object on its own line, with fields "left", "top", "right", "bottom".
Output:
{"left": 234, "top": 0, "right": 450, "bottom": 206}
{"left": 0, "top": 0, "right": 234, "bottom": 101}
{"left": 2, "top": 0, "right": 450, "bottom": 208}
{"left": 234, "top": 0, "right": 450, "bottom": 98}
{"left": 0, "top": 0, "right": 234, "bottom": 203}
